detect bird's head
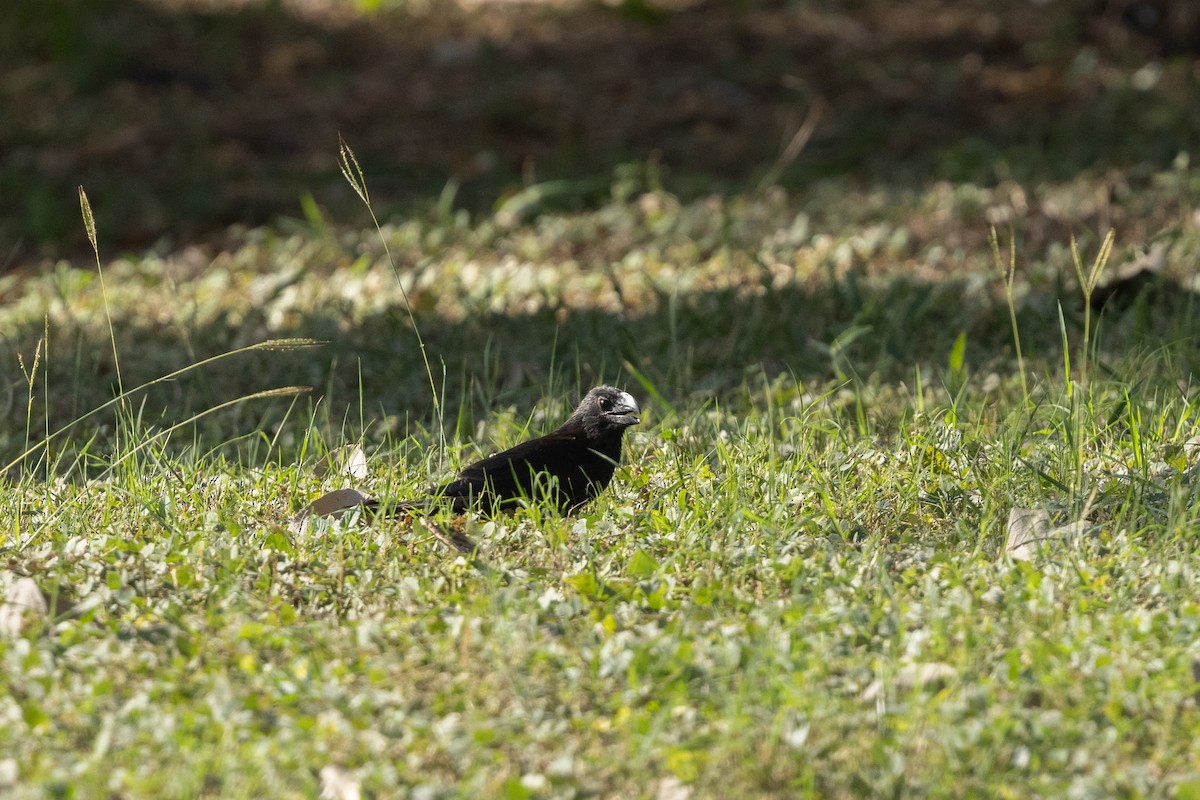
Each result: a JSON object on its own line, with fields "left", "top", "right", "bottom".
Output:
{"left": 573, "top": 385, "right": 641, "bottom": 436}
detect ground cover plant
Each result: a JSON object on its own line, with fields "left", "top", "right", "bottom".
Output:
{"left": 4, "top": 1, "right": 1200, "bottom": 798}
{"left": 4, "top": 161, "right": 1200, "bottom": 797}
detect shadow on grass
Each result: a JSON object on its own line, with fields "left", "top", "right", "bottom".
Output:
{"left": 6, "top": 264, "right": 1199, "bottom": 470}
{"left": 3, "top": 0, "right": 1196, "bottom": 259}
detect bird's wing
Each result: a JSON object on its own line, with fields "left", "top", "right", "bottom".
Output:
{"left": 437, "top": 431, "right": 582, "bottom": 504}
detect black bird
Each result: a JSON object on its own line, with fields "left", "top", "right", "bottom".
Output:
{"left": 375, "top": 386, "right": 640, "bottom": 516}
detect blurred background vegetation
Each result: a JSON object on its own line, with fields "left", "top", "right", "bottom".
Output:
{"left": 3, "top": 0, "right": 1197, "bottom": 261}
{"left": 2, "top": 0, "right": 1199, "bottom": 466}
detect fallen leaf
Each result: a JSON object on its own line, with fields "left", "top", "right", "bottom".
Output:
{"left": 343, "top": 445, "right": 369, "bottom": 480}
{"left": 861, "top": 661, "right": 956, "bottom": 702}
{"left": 0, "top": 578, "right": 49, "bottom": 636}
{"left": 1089, "top": 241, "right": 1171, "bottom": 312}
{"left": 1005, "top": 508, "right": 1050, "bottom": 561}
{"left": 291, "top": 488, "right": 372, "bottom": 531}
{"left": 656, "top": 775, "right": 692, "bottom": 800}
{"left": 314, "top": 445, "right": 370, "bottom": 481}
{"left": 319, "top": 765, "right": 361, "bottom": 800}
{"left": 895, "top": 661, "right": 956, "bottom": 689}
{"left": 1006, "top": 508, "right": 1097, "bottom": 561}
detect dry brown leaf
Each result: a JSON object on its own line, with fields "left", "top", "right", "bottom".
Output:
{"left": 291, "top": 488, "right": 372, "bottom": 530}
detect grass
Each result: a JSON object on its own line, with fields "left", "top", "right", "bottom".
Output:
{"left": 3, "top": 158, "right": 1200, "bottom": 798}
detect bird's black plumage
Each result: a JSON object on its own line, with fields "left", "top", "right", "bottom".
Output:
{"left": 379, "top": 386, "right": 640, "bottom": 515}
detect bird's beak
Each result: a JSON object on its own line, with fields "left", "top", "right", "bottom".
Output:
{"left": 606, "top": 391, "right": 641, "bottom": 426}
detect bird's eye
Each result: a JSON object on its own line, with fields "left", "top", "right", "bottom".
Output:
{"left": 599, "top": 397, "right": 612, "bottom": 411}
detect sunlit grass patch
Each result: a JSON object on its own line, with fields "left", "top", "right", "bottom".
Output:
{"left": 2, "top": 163, "right": 1200, "bottom": 796}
